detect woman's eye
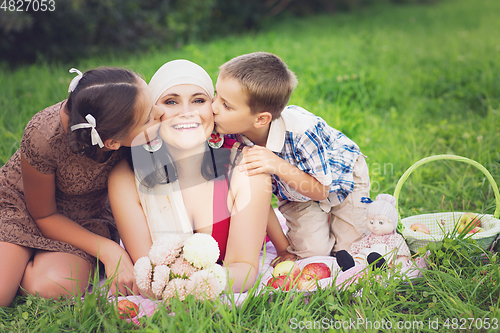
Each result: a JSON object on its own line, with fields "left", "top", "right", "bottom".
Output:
{"left": 379, "top": 221, "right": 384, "bottom": 225}
{"left": 164, "top": 99, "right": 176, "bottom": 105}
{"left": 194, "top": 98, "right": 206, "bottom": 104}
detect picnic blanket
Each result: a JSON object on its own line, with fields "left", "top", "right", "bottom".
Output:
{"left": 106, "top": 209, "right": 427, "bottom": 322}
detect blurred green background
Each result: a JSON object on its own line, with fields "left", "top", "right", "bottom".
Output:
{"left": 1, "top": 0, "right": 437, "bottom": 65}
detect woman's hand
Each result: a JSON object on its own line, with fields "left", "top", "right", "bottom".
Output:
{"left": 101, "top": 241, "right": 139, "bottom": 296}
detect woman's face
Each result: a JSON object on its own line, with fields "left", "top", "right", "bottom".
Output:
{"left": 157, "top": 84, "right": 213, "bottom": 152}
{"left": 366, "top": 214, "right": 394, "bottom": 236}
{"left": 120, "top": 78, "right": 165, "bottom": 146}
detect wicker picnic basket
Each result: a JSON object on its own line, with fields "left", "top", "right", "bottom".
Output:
{"left": 393, "top": 154, "right": 500, "bottom": 253}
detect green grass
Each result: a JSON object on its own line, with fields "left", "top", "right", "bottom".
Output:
{"left": 1, "top": 0, "right": 500, "bottom": 331}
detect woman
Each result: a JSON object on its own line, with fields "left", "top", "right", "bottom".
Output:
{"left": 109, "top": 60, "right": 271, "bottom": 293}
{"left": 0, "top": 67, "right": 164, "bottom": 307}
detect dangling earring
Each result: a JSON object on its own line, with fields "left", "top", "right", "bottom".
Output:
{"left": 143, "top": 136, "right": 163, "bottom": 152}
{"left": 208, "top": 130, "right": 224, "bottom": 149}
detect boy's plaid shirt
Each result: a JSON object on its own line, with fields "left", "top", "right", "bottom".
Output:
{"left": 227, "top": 105, "right": 362, "bottom": 207}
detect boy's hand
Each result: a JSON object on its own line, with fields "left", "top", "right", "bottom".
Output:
{"left": 270, "top": 251, "right": 299, "bottom": 267}
{"left": 238, "top": 145, "right": 281, "bottom": 176}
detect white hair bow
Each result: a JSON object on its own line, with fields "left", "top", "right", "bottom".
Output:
{"left": 68, "top": 68, "right": 83, "bottom": 92}
{"left": 70, "top": 114, "right": 105, "bottom": 148}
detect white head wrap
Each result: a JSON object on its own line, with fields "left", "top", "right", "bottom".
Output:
{"left": 148, "top": 59, "right": 214, "bottom": 104}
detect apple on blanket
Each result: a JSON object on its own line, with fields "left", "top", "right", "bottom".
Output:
{"left": 117, "top": 299, "right": 139, "bottom": 319}
{"left": 296, "top": 262, "right": 331, "bottom": 290}
{"left": 266, "top": 260, "right": 332, "bottom": 291}
{"left": 266, "top": 261, "right": 301, "bottom": 291}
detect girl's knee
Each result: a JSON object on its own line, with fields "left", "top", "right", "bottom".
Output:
{"left": 0, "top": 242, "right": 34, "bottom": 306}
{"left": 21, "top": 262, "right": 91, "bottom": 299}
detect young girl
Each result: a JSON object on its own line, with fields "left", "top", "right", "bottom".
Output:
{"left": 109, "top": 60, "right": 271, "bottom": 294}
{"left": 0, "top": 67, "right": 164, "bottom": 307}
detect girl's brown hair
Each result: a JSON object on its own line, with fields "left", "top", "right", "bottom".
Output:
{"left": 66, "top": 67, "right": 141, "bottom": 160}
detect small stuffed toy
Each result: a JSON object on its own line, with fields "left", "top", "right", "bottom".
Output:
{"left": 336, "top": 193, "right": 411, "bottom": 271}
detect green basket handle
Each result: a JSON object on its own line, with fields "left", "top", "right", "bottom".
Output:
{"left": 393, "top": 155, "right": 500, "bottom": 228}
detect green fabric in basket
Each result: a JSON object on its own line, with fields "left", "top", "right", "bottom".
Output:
{"left": 401, "top": 212, "right": 500, "bottom": 252}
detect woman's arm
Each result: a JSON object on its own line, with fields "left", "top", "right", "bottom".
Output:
{"left": 21, "top": 154, "right": 137, "bottom": 295}
{"left": 223, "top": 168, "right": 271, "bottom": 293}
{"left": 109, "top": 159, "right": 170, "bottom": 299}
{"left": 108, "top": 160, "right": 153, "bottom": 263}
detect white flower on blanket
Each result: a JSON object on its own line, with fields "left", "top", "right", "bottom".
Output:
{"left": 183, "top": 233, "right": 220, "bottom": 269}
{"left": 133, "top": 233, "right": 225, "bottom": 301}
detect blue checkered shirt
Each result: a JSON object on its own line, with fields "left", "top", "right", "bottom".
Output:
{"left": 227, "top": 105, "right": 361, "bottom": 207}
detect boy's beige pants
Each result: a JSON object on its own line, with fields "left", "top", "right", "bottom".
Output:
{"left": 278, "top": 155, "right": 370, "bottom": 258}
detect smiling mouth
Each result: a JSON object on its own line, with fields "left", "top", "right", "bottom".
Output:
{"left": 172, "top": 123, "right": 200, "bottom": 130}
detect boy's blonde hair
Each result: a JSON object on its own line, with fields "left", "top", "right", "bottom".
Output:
{"left": 219, "top": 52, "right": 298, "bottom": 119}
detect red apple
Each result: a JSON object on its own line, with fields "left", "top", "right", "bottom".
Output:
{"left": 409, "top": 223, "right": 430, "bottom": 235}
{"left": 296, "top": 262, "right": 331, "bottom": 291}
{"left": 272, "top": 260, "right": 301, "bottom": 286}
{"left": 267, "top": 275, "right": 293, "bottom": 291}
{"left": 457, "top": 213, "right": 481, "bottom": 233}
{"left": 297, "top": 275, "right": 316, "bottom": 291}
{"left": 117, "top": 299, "right": 139, "bottom": 319}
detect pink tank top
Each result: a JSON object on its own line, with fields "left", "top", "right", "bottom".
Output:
{"left": 211, "top": 177, "right": 231, "bottom": 264}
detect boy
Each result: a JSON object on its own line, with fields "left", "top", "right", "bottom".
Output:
{"left": 212, "top": 52, "right": 370, "bottom": 263}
